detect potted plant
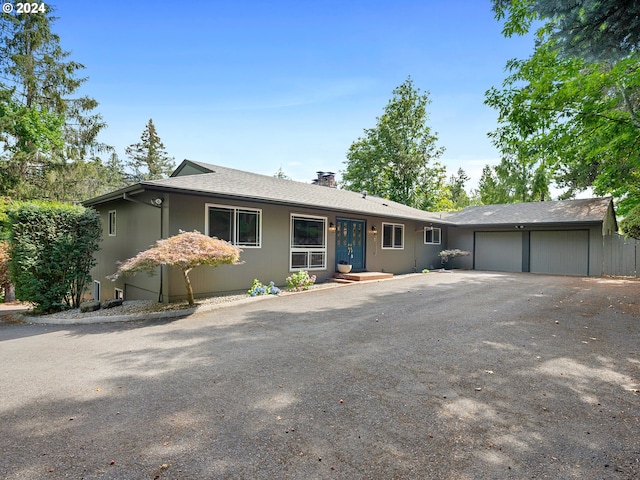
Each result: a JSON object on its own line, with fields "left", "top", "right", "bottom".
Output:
{"left": 337, "top": 259, "right": 352, "bottom": 274}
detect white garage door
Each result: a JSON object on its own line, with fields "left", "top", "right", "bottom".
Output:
{"left": 530, "top": 230, "right": 589, "bottom": 276}
{"left": 475, "top": 232, "right": 522, "bottom": 272}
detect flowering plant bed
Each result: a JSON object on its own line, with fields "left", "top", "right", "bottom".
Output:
{"left": 286, "top": 271, "right": 316, "bottom": 291}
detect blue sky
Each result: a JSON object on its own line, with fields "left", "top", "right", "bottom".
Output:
{"left": 52, "top": 0, "right": 536, "bottom": 189}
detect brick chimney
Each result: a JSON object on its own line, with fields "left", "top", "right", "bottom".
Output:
{"left": 313, "top": 171, "right": 337, "bottom": 188}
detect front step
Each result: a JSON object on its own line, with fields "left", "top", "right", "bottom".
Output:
{"left": 326, "top": 277, "right": 357, "bottom": 284}
{"left": 332, "top": 271, "right": 394, "bottom": 282}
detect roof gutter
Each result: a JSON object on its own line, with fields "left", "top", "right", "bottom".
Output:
{"left": 137, "top": 183, "right": 455, "bottom": 225}
{"left": 122, "top": 192, "right": 163, "bottom": 209}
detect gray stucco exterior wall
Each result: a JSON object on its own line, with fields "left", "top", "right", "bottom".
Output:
{"left": 90, "top": 195, "right": 164, "bottom": 301}
{"left": 86, "top": 175, "right": 614, "bottom": 301}
{"left": 89, "top": 191, "right": 448, "bottom": 302}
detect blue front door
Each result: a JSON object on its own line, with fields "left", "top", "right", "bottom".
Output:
{"left": 336, "top": 219, "right": 365, "bottom": 271}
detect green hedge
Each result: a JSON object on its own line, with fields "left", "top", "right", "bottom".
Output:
{"left": 8, "top": 201, "right": 101, "bottom": 312}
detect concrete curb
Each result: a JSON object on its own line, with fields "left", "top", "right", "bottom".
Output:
{"left": 18, "top": 294, "right": 276, "bottom": 326}
{"left": 13, "top": 273, "right": 422, "bottom": 326}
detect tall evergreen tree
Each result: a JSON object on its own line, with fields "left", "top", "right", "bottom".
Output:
{"left": 273, "top": 166, "right": 291, "bottom": 179}
{"left": 447, "top": 168, "right": 471, "bottom": 209}
{"left": 493, "top": 0, "right": 640, "bottom": 62}
{"left": 125, "top": 119, "right": 175, "bottom": 182}
{"left": 476, "top": 165, "right": 511, "bottom": 205}
{"left": 341, "top": 77, "right": 446, "bottom": 209}
{"left": 0, "top": 4, "right": 108, "bottom": 200}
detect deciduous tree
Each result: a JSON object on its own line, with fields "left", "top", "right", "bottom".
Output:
{"left": 620, "top": 204, "right": 640, "bottom": 239}
{"left": 341, "top": 77, "right": 446, "bottom": 209}
{"left": 486, "top": 33, "right": 640, "bottom": 214}
{"left": 110, "top": 231, "right": 242, "bottom": 306}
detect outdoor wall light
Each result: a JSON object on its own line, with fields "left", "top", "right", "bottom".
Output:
{"left": 328, "top": 222, "right": 336, "bottom": 232}
{"left": 515, "top": 225, "right": 525, "bottom": 229}
{"left": 369, "top": 225, "right": 377, "bottom": 234}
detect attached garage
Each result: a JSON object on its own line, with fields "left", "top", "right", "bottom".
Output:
{"left": 530, "top": 230, "right": 589, "bottom": 276}
{"left": 474, "top": 231, "right": 523, "bottom": 272}
{"left": 473, "top": 230, "right": 590, "bottom": 275}
{"left": 444, "top": 198, "right": 618, "bottom": 277}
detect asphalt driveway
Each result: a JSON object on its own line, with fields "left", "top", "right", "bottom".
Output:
{"left": 1, "top": 271, "right": 638, "bottom": 479}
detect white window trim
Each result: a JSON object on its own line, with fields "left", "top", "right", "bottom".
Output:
{"left": 108, "top": 210, "right": 116, "bottom": 236}
{"left": 205, "top": 203, "right": 262, "bottom": 248}
{"left": 114, "top": 288, "right": 123, "bottom": 300}
{"left": 381, "top": 222, "right": 405, "bottom": 250}
{"left": 424, "top": 227, "right": 441, "bottom": 245}
{"left": 290, "top": 213, "right": 327, "bottom": 271}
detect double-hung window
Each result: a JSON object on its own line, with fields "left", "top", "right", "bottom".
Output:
{"left": 206, "top": 204, "right": 261, "bottom": 247}
{"left": 424, "top": 227, "right": 441, "bottom": 244}
{"left": 290, "top": 214, "right": 326, "bottom": 270}
{"left": 382, "top": 222, "right": 404, "bottom": 249}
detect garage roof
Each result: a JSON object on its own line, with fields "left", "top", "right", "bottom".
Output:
{"left": 442, "top": 197, "right": 613, "bottom": 226}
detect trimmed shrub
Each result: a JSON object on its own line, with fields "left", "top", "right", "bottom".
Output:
{"left": 8, "top": 201, "right": 101, "bottom": 312}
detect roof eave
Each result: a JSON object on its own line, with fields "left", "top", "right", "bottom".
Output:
{"left": 449, "top": 220, "right": 603, "bottom": 228}
{"left": 82, "top": 184, "right": 147, "bottom": 207}
{"left": 127, "top": 183, "right": 452, "bottom": 224}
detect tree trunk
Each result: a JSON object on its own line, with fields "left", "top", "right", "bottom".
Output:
{"left": 182, "top": 268, "right": 194, "bottom": 305}
{"left": 3, "top": 283, "right": 15, "bottom": 303}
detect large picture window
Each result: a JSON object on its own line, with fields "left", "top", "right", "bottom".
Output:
{"left": 382, "top": 222, "right": 404, "bottom": 249}
{"left": 290, "top": 214, "right": 326, "bottom": 270}
{"left": 424, "top": 227, "right": 441, "bottom": 244}
{"left": 206, "top": 204, "right": 261, "bottom": 247}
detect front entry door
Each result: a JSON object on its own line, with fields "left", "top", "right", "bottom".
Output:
{"left": 336, "top": 219, "right": 365, "bottom": 271}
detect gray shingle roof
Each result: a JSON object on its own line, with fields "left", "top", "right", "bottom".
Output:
{"left": 441, "top": 197, "right": 612, "bottom": 226}
{"left": 84, "top": 160, "right": 612, "bottom": 228}
{"left": 141, "top": 160, "right": 446, "bottom": 223}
